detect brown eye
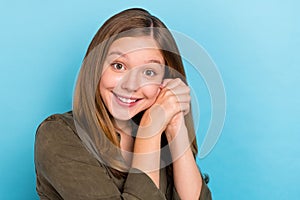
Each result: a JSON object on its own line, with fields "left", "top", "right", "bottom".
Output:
{"left": 112, "top": 63, "right": 125, "bottom": 71}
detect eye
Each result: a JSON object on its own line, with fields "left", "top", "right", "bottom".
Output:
{"left": 143, "top": 69, "right": 157, "bottom": 77}
{"left": 111, "top": 63, "right": 125, "bottom": 71}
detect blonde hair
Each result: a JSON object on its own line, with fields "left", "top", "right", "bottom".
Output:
{"left": 73, "top": 8, "right": 198, "bottom": 173}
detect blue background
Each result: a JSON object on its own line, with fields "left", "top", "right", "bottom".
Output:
{"left": 1, "top": 0, "right": 299, "bottom": 199}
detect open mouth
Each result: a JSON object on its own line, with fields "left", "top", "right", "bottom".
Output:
{"left": 113, "top": 92, "right": 142, "bottom": 104}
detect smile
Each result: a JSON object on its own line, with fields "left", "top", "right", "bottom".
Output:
{"left": 113, "top": 92, "right": 142, "bottom": 105}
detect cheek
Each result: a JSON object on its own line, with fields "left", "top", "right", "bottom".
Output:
{"left": 99, "top": 69, "right": 121, "bottom": 91}
{"left": 142, "top": 85, "right": 160, "bottom": 100}
{"left": 99, "top": 70, "right": 120, "bottom": 103}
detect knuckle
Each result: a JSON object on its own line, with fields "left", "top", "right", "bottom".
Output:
{"left": 187, "top": 95, "right": 191, "bottom": 102}
{"left": 186, "top": 86, "right": 190, "bottom": 93}
{"left": 168, "top": 96, "right": 176, "bottom": 104}
{"left": 166, "top": 88, "right": 175, "bottom": 96}
{"left": 175, "top": 78, "right": 182, "bottom": 84}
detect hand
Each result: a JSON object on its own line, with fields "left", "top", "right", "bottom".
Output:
{"left": 158, "top": 78, "right": 191, "bottom": 116}
{"left": 139, "top": 78, "right": 191, "bottom": 137}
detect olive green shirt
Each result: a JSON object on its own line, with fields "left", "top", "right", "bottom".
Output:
{"left": 34, "top": 112, "right": 212, "bottom": 200}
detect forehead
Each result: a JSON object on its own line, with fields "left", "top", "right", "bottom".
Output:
{"left": 108, "top": 36, "right": 162, "bottom": 57}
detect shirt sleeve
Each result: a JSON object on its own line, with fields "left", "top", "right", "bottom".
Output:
{"left": 199, "top": 181, "right": 212, "bottom": 200}
{"left": 170, "top": 175, "right": 212, "bottom": 200}
{"left": 123, "top": 169, "right": 166, "bottom": 199}
{"left": 35, "top": 117, "right": 167, "bottom": 200}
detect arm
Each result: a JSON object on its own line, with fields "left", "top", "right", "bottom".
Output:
{"left": 129, "top": 78, "right": 200, "bottom": 194}
{"left": 130, "top": 78, "right": 185, "bottom": 188}
{"left": 34, "top": 117, "right": 167, "bottom": 200}
{"left": 156, "top": 79, "right": 212, "bottom": 200}
{"left": 130, "top": 106, "right": 166, "bottom": 188}
{"left": 166, "top": 113, "right": 203, "bottom": 200}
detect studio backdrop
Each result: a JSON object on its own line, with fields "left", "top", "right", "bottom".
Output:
{"left": 1, "top": 0, "right": 299, "bottom": 199}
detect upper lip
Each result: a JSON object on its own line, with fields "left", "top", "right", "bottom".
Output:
{"left": 112, "top": 92, "right": 142, "bottom": 100}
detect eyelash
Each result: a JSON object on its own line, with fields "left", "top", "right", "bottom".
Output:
{"left": 143, "top": 69, "right": 157, "bottom": 77}
{"left": 111, "top": 62, "right": 157, "bottom": 77}
{"left": 111, "top": 62, "right": 125, "bottom": 71}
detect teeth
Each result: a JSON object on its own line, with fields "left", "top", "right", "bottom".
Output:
{"left": 118, "top": 96, "right": 137, "bottom": 103}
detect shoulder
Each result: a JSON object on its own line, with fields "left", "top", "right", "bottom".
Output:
{"left": 34, "top": 112, "right": 122, "bottom": 199}
{"left": 36, "top": 111, "right": 75, "bottom": 134}
{"left": 34, "top": 111, "right": 97, "bottom": 167}
{"left": 35, "top": 111, "right": 77, "bottom": 144}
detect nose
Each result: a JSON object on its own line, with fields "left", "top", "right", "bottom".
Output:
{"left": 120, "top": 69, "right": 141, "bottom": 92}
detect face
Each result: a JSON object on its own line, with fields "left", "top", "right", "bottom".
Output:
{"left": 99, "top": 36, "right": 165, "bottom": 121}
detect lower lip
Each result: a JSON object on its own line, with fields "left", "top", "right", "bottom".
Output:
{"left": 113, "top": 93, "right": 141, "bottom": 108}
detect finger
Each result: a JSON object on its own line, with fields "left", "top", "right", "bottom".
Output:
{"left": 179, "top": 102, "right": 190, "bottom": 115}
{"left": 161, "top": 85, "right": 190, "bottom": 99}
{"left": 156, "top": 86, "right": 162, "bottom": 96}
{"left": 161, "top": 78, "right": 173, "bottom": 87}
{"left": 162, "top": 78, "right": 184, "bottom": 89}
{"left": 173, "top": 93, "right": 191, "bottom": 103}
{"left": 170, "top": 85, "right": 190, "bottom": 96}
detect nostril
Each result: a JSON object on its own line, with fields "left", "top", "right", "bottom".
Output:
{"left": 120, "top": 77, "right": 139, "bottom": 91}
{"left": 120, "top": 71, "right": 141, "bottom": 91}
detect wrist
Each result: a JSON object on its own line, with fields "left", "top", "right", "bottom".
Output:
{"left": 165, "top": 124, "right": 187, "bottom": 142}
{"left": 138, "top": 106, "right": 167, "bottom": 138}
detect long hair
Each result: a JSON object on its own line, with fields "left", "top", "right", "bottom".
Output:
{"left": 73, "top": 8, "right": 198, "bottom": 174}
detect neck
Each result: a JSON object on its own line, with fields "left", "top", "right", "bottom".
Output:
{"left": 114, "top": 119, "right": 132, "bottom": 136}
{"left": 114, "top": 119, "right": 134, "bottom": 164}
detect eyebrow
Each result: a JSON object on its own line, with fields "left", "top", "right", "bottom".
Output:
{"left": 146, "top": 59, "right": 163, "bottom": 65}
{"left": 107, "top": 51, "right": 164, "bottom": 65}
{"left": 108, "top": 51, "right": 128, "bottom": 58}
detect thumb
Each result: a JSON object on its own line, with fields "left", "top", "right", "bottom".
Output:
{"left": 161, "top": 79, "right": 173, "bottom": 88}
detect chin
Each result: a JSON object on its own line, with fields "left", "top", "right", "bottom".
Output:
{"left": 110, "top": 108, "right": 147, "bottom": 122}
{"left": 110, "top": 110, "right": 136, "bottom": 121}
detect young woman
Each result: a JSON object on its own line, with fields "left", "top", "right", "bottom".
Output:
{"left": 35, "top": 8, "right": 212, "bottom": 200}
